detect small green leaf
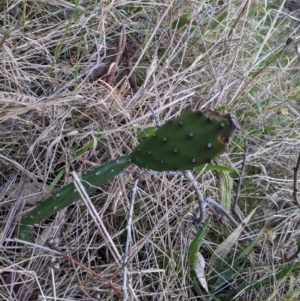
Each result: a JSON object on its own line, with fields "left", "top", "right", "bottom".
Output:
{"left": 72, "top": 135, "right": 104, "bottom": 158}
{"left": 220, "top": 170, "right": 233, "bottom": 211}
{"left": 207, "top": 10, "right": 228, "bottom": 31}
{"left": 49, "top": 168, "right": 65, "bottom": 191}
{"left": 214, "top": 106, "right": 226, "bottom": 113}
{"left": 136, "top": 126, "right": 156, "bottom": 139}
{"left": 189, "top": 221, "right": 210, "bottom": 295}
{"left": 193, "top": 164, "right": 236, "bottom": 173}
{"left": 172, "top": 15, "right": 190, "bottom": 30}
{"left": 189, "top": 220, "right": 210, "bottom": 267}
{"left": 263, "top": 126, "right": 277, "bottom": 134}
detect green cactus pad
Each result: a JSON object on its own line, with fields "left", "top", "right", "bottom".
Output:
{"left": 17, "top": 155, "right": 132, "bottom": 241}
{"left": 131, "top": 110, "right": 237, "bottom": 171}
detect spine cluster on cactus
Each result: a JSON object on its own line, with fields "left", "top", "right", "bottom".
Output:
{"left": 16, "top": 110, "right": 237, "bottom": 241}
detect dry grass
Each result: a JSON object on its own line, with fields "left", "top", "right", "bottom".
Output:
{"left": 1, "top": 0, "right": 300, "bottom": 300}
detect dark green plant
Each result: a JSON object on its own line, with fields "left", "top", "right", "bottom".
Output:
{"left": 131, "top": 111, "right": 237, "bottom": 171}
{"left": 17, "top": 110, "right": 237, "bottom": 241}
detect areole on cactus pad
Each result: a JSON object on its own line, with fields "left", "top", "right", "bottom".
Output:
{"left": 16, "top": 110, "right": 237, "bottom": 242}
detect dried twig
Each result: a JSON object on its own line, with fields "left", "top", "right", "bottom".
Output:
{"left": 293, "top": 152, "right": 300, "bottom": 208}
{"left": 183, "top": 170, "right": 206, "bottom": 225}
{"left": 0, "top": 35, "right": 6, "bottom": 49}
{"left": 205, "top": 197, "right": 256, "bottom": 240}
{"left": 148, "top": 104, "right": 161, "bottom": 127}
{"left": 206, "top": 197, "right": 240, "bottom": 228}
{"left": 232, "top": 139, "right": 248, "bottom": 220}
{"left": 71, "top": 171, "right": 122, "bottom": 264}
{"left": 104, "top": 25, "right": 127, "bottom": 85}
{"left": 55, "top": 243, "right": 123, "bottom": 296}
{"left": 124, "top": 43, "right": 137, "bottom": 89}
{"left": 282, "top": 152, "right": 300, "bottom": 262}
{"left": 227, "top": 0, "right": 249, "bottom": 41}
{"left": 284, "top": 245, "right": 300, "bottom": 263}
{"left": 122, "top": 179, "right": 139, "bottom": 301}
{"left": 231, "top": 140, "right": 255, "bottom": 235}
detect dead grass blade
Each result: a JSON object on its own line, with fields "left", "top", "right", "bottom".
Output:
{"left": 212, "top": 207, "right": 257, "bottom": 260}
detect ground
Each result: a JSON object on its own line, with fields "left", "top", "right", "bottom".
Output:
{"left": 1, "top": 1, "right": 300, "bottom": 300}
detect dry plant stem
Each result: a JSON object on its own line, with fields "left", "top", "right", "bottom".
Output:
{"left": 122, "top": 179, "right": 139, "bottom": 301}
{"left": 227, "top": 0, "right": 249, "bottom": 41}
{"left": 284, "top": 245, "right": 300, "bottom": 263}
{"left": 0, "top": 35, "right": 6, "bottom": 49}
{"left": 51, "top": 268, "right": 57, "bottom": 300}
{"left": 71, "top": 172, "right": 122, "bottom": 264}
{"left": 104, "top": 25, "right": 127, "bottom": 85}
{"left": 205, "top": 197, "right": 240, "bottom": 228}
{"left": 183, "top": 171, "right": 206, "bottom": 224}
{"left": 283, "top": 152, "right": 300, "bottom": 262}
{"left": 148, "top": 104, "right": 161, "bottom": 127}
{"left": 229, "top": 41, "right": 290, "bottom": 107}
{"left": 124, "top": 44, "right": 136, "bottom": 89}
{"left": 205, "top": 197, "right": 255, "bottom": 239}
{"left": 6, "top": 238, "right": 61, "bottom": 254}
{"left": 125, "top": 171, "right": 250, "bottom": 236}
{"left": 293, "top": 152, "right": 300, "bottom": 208}
{"left": 232, "top": 139, "right": 248, "bottom": 220}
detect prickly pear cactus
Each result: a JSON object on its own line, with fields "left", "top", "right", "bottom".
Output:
{"left": 16, "top": 110, "right": 237, "bottom": 242}
{"left": 131, "top": 110, "right": 237, "bottom": 171}
{"left": 17, "top": 156, "right": 132, "bottom": 241}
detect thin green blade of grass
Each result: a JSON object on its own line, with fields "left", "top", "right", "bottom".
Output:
{"left": 48, "top": 167, "right": 66, "bottom": 191}
{"left": 194, "top": 164, "right": 236, "bottom": 173}
{"left": 72, "top": 135, "right": 104, "bottom": 158}
{"left": 136, "top": 126, "right": 156, "bottom": 139}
